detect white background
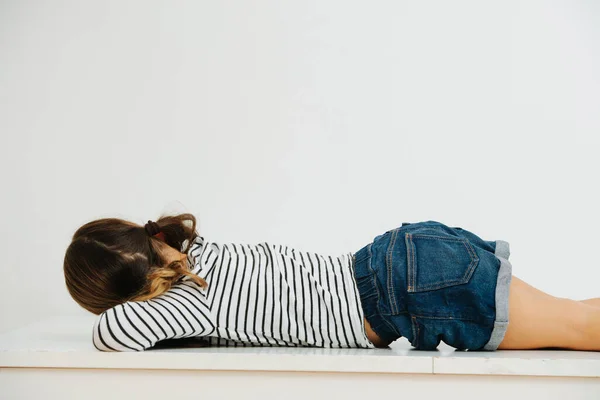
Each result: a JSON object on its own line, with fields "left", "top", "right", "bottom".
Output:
{"left": 1, "top": 0, "right": 599, "bottom": 333}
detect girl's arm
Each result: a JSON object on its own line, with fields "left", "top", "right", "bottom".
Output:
{"left": 92, "top": 283, "right": 215, "bottom": 351}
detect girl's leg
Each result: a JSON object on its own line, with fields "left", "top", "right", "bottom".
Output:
{"left": 497, "top": 276, "right": 600, "bottom": 351}
{"left": 580, "top": 298, "right": 600, "bottom": 308}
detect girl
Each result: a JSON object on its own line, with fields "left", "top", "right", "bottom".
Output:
{"left": 63, "top": 214, "right": 600, "bottom": 352}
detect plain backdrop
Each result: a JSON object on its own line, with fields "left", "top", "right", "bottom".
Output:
{"left": 1, "top": 0, "right": 599, "bottom": 333}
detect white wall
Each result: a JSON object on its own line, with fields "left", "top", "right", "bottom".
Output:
{"left": 1, "top": 0, "right": 599, "bottom": 333}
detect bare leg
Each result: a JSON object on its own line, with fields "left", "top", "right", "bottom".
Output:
{"left": 498, "top": 276, "right": 600, "bottom": 351}
{"left": 580, "top": 298, "right": 600, "bottom": 308}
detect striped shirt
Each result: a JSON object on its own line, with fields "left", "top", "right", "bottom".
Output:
{"left": 92, "top": 236, "right": 375, "bottom": 351}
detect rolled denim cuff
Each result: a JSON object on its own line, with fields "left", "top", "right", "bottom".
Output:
{"left": 483, "top": 240, "right": 512, "bottom": 350}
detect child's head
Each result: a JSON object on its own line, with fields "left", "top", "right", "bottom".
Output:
{"left": 63, "top": 213, "right": 207, "bottom": 315}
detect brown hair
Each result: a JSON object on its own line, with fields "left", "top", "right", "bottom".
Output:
{"left": 63, "top": 213, "right": 207, "bottom": 315}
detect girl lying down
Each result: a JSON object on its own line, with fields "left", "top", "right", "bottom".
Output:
{"left": 63, "top": 213, "right": 600, "bottom": 352}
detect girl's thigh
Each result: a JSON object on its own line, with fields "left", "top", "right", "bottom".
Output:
{"left": 498, "top": 276, "right": 593, "bottom": 350}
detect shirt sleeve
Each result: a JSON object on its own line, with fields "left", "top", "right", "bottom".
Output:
{"left": 92, "top": 282, "right": 215, "bottom": 352}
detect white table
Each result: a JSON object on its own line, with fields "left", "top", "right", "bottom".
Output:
{"left": 1, "top": 315, "right": 599, "bottom": 399}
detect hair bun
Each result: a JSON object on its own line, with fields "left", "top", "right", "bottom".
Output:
{"left": 144, "top": 220, "right": 161, "bottom": 236}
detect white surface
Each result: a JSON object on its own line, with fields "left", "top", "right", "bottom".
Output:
{"left": 1, "top": 316, "right": 600, "bottom": 378}
{"left": 0, "top": 315, "right": 431, "bottom": 374}
{"left": 2, "top": 368, "right": 600, "bottom": 400}
{"left": 3, "top": 368, "right": 600, "bottom": 400}
{"left": 2, "top": 0, "right": 600, "bottom": 336}
{"left": 434, "top": 350, "right": 600, "bottom": 378}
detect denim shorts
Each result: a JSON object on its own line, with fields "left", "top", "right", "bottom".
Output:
{"left": 353, "top": 220, "right": 512, "bottom": 351}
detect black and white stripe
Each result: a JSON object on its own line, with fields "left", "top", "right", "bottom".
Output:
{"left": 93, "top": 236, "right": 374, "bottom": 351}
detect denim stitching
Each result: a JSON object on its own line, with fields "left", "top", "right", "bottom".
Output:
{"left": 386, "top": 229, "right": 399, "bottom": 315}
{"left": 364, "top": 242, "right": 402, "bottom": 339}
{"left": 407, "top": 234, "right": 480, "bottom": 293}
{"left": 412, "top": 233, "right": 468, "bottom": 242}
{"left": 405, "top": 233, "right": 411, "bottom": 291}
{"left": 410, "top": 313, "right": 490, "bottom": 323}
{"left": 411, "top": 235, "right": 416, "bottom": 290}
{"left": 367, "top": 243, "right": 384, "bottom": 328}
{"left": 365, "top": 244, "right": 382, "bottom": 320}
{"left": 358, "top": 244, "right": 384, "bottom": 339}
{"left": 405, "top": 233, "right": 416, "bottom": 291}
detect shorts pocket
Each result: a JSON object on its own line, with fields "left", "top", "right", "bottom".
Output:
{"left": 405, "top": 232, "right": 479, "bottom": 293}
